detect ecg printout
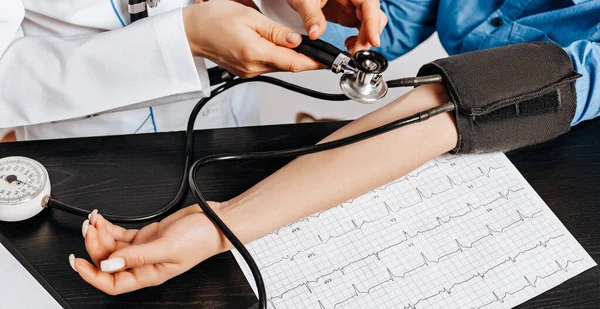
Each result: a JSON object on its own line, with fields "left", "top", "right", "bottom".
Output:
{"left": 232, "top": 152, "right": 595, "bottom": 309}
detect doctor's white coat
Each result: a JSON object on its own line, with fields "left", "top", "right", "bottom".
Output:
{"left": 0, "top": 0, "right": 305, "bottom": 141}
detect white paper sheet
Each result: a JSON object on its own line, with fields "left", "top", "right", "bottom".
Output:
{"left": 0, "top": 242, "right": 63, "bottom": 309}
{"left": 233, "top": 153, "right": 595, "bottom": 309}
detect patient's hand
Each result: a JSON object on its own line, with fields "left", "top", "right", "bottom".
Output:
{"left": 70, "top": 203, "right": 226, "bottom": 295}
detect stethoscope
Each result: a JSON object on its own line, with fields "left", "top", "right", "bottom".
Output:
{"left": 127, "top": 0, "right": 159, "bottom": 22}
{"left": 0, "top": 5, "right": 455, "bottom": 309}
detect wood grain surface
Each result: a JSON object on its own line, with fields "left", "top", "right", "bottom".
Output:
{"left": 1, "top": 119, "right": 598, "bottom": 309}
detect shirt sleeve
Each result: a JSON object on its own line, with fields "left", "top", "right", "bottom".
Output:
{"left": 0, "top": 2, "right": 209, "bottom": 129}
{"left": 375, "top": 0, "right": 439, "bottom": 60}
{"left": 567, "top": 40, "right": 600, "bottom": 126}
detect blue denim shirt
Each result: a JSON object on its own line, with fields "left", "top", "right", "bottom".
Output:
{"left": 322, "top": 0, "right": 600, "bottom": 126}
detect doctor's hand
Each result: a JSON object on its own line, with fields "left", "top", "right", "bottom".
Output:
{"left": 183, "top": 1, "right": 321, "bottom": 78}
{"left": 287, "top": 0, "right": 387, "bottom": 53}
{"left": 70, "top": 204, "right": 227, "bottom": 295}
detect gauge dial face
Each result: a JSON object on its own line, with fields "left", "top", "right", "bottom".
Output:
{"left": 0, "top": 157, "right": 48, "bottom": 205}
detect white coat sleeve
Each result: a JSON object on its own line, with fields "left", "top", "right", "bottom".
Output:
{"left": 252, "top": 0, "right": 306, "bottom": 34}
{"left": 0, "top": 1, "right": 209, "bottom": 129}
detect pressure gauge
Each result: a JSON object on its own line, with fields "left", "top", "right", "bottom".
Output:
{"left": 0, "top": 156, "right": 50, "bottom": 222}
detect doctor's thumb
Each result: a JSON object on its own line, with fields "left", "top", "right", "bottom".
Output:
{"left": 100, "top": 238, "right": 174, "bottom": 273}
{"left": 256, "top": 20, "right": 303, "bottom": 48}
{"left": 289, "top": 0, "right": 326, "bottom": 40}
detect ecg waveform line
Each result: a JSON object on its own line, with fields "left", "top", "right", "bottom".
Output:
{"left": 234, "top": 153, "right": 595, "bottom": 309}
{"left": 328, "top": 234, "right": 566, "bottom": 309}
{"left": 270, "top": 164, "right": 506, "bottom": 236}
{"left": 268, "top": 208, "right": 544, "bottom": 305}
{"left": 260, "top": 188, "right": 525, "bottom": 271}
{"left": 373, "top": 164, "right": 505, "bottom": 192}
{"left": 472, "top": 258, "right": 585, "bottom": 309}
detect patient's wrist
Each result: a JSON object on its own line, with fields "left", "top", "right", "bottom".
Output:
{"left": 212, "top": 199, "right": 256, "bottom": 252}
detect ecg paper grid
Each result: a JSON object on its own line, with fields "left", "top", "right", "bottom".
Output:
{"left": 232, "top": 152, "right": 596, "bottom": 309}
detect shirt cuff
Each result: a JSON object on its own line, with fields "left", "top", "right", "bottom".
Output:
{"left": 152, "top": 8, "right": 210, "bottom": 97}
{"left": 565, "top": 41, "right": 599, "bottom": 126}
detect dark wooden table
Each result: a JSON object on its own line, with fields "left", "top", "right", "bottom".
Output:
{"left": 0, "top": 120, "right": 599, "bottom": 309}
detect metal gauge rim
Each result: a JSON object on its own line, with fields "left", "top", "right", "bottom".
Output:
{"left": 0, "top": 156, "right": 49, "bottom": 206}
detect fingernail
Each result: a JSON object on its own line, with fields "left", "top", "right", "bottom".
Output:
{"left": 69, "top": 254, "right": 77, "bottom": 272}
{"left": 101, "top": 258, "right": 125, "bottom": 273}
{"left": 375, "top": 36, "right": 381, "bottom": 48}
{"left": 82, "top": 219, "right": 89, "bottom": 238}
{"left": 89, "top": 209, "right": 98, "bottom": 224}
{"left": 286, "top": 32, "right": 301, "bottom": 44}
{"left": 308, "top": 24, "right": 319, "bottom": 37}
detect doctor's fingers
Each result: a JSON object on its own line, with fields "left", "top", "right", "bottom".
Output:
{"left": 289, "top": 0, "right": 328, "bottom": 39}
{"left": 199, "top": 0, "right": 260, "bottom": 11}
{"left": 345, "top": 12, "right": 387, "bottom": 53}
{"left": 222, "top": 46, "right": 321, "bottom": 78}
{"left": 352, "top": 0, "right": 385, "bottom": 48}
{"left": 256, "top": 42, "right": 324, "bottom": 74}
{"left": 249, "top": 22, "right": 322, "bottom": 73}
{"left": 251, "top": 14, "right": 306, "bottom": 49}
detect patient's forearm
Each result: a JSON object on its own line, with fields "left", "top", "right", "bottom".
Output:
{"left": 219, "top": 83, "right": 458, "bottom": 248}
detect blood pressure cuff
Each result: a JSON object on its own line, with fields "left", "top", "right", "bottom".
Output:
{"left": 416, "top": 42, "right": 581, "bottom": 154}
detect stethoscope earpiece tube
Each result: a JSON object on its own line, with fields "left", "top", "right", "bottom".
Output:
{"left": 387, "top": 75, "right": 443, "bottom": 88}
{"left": 293, "top": 35, "right": 347, "bottom": 69}
{"left": 128, "top": 0, "right": 148, "bottom": 23}
{"left": 297, "top": 35, "right": 346, "bottom": 59}
{"left": 208, "top": 66, "right": 235, "bottom": 86}
{"left": 293, "top": 44, "right": 336, "bottom": 68}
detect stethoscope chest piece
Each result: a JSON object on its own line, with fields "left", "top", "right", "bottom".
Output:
{"left": 340, "top": 50, "right": 389, "bottom": 104}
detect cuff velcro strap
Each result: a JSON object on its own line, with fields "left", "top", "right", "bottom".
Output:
{"left": 417, "top": 42, "right": 581, "bottom": 154}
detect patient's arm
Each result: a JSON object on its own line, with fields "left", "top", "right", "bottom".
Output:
{"left": 73, "top": 83, "right": 457, "bottom": 294}
{"left": 219, "top": 83, "right": 457, "bottom": 248}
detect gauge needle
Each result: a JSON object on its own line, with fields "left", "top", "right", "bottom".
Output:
{"left": 5, "top": 175, "right": 18, "bottom": 184}
{"left": 5, "top": 175, "right": 35, "bottom": 188}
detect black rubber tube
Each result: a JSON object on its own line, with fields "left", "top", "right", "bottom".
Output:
{"left": 46, "top": 74, "right": 453, "bottom": 309}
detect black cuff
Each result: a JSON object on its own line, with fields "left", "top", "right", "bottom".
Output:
{"left": 417, "top": 42, "right": 581, "bottom": 154}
